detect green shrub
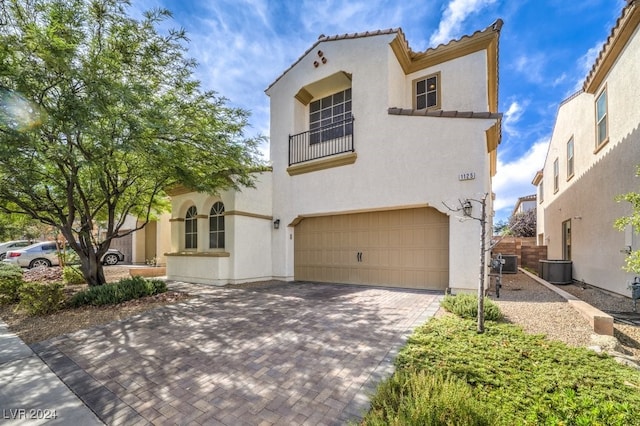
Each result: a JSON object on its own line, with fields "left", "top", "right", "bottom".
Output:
{"left": 69, "top": 276, "right": 167, "bottom": 308}
{"left": 17, "top": 282, "right": 65, "bottom": 315}
{"left": 0, "top": 263, "right": 24, "bottom": 304}
{"left": 364, "top": 370, "right": 498, "bottom": 426}
{"left": 440, "top": 293, "right": 503, "bottom": 321}
{"left": 62, "top": 265, "right": 85, "bottom": 285}
{"left": 390, "top": 316, "right": 640, "bottom": 426}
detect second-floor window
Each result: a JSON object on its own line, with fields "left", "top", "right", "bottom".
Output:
{"left": 567, "top": 137, "right": 574, "bottom": 179}
{"left": 553, "top": 158, "right": 559, "bottom": 193}
{"left": 309, "top": 88, "right": 352, "bottom": 144}
{"left": 414, "top": 72, "right": 441, "bottom": 110}
{"left": 539, "top": 180, "right": 544, "bottom": 203}
{"left": 596, "top": 87, "right": 608, "bottom": 148}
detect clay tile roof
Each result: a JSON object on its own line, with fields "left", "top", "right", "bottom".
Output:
{"left": 583, "top": 0, "right": 638, "bottom": 93}
{"left": 387, "top": 108, "right": 502, "bottom": 120}
{"left": 265, "top": 28, "right": 401, "bottom": 93}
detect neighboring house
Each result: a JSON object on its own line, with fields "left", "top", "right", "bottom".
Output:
{"left": 166, "top": 21, "right": 503, "bottom": 293}
{"left": 511, "top": 194, "right": 536, "bottom": 216}
{"left": 101, "top": 214, "right": 172, "bottom": 266}
{"left": 534, "top": 1, "right": 640, "bottom": 296}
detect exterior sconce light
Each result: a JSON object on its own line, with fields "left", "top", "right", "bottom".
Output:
{"left": 273, "top": 219, "right": 280, "bottom": 229}
{"left": 462, "top": 200, "right": 473, "bottom": 217}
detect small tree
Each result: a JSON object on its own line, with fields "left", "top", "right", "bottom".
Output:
{"left": 614, "top": 168, "right": 640, "bottom": 273}
{"left": 0, "top": 0, "right": 264, "bottom": 285}
{"left": 505, "top": 209, "right": 536, "bottom": 237}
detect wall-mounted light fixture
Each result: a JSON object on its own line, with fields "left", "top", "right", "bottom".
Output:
{"left": 273, "top": 219, "right": 280, "bottom": 229}
{"left": 462, "top": 200, "right": 473, "bottom": 217}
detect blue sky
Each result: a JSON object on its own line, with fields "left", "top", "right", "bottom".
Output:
{"left": 136, "top": 0, "right": 625, "bottom": 223}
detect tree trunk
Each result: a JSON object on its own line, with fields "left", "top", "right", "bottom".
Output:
{"left": 80, "top": 253, "right": 107, "bottom": 286}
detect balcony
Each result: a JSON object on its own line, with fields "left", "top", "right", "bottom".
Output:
{"left": 289, "top": 117, "right": 354, "bottom": 166}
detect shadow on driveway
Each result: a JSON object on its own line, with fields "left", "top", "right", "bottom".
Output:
{"left": 32, "top": 281, "right": 442, "bottom": 425}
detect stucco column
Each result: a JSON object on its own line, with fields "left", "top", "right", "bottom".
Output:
{"left": 169, "top": 218, "right": 184, "bottom": 252}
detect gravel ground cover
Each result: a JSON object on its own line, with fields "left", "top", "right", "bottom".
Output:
{"left": 489, "top": 271, "right": 640, "bottom": 361}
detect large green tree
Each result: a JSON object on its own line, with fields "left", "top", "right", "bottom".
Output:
{"left": 0, "top": 0, "right": 264, "bottom": 285}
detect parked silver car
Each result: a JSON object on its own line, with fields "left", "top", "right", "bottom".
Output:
{"left": 2, "top": 241, "right": 125, "bottom": 268}
{"left": 0, "top": 240, "right": 35, "bottom": 260}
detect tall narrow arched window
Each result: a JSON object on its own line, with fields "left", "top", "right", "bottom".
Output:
{"left": 209, "top": 202, "right": 225, "bottom": 249}
{"left": 185, "top": 206, "right": 197, "bottom": 249}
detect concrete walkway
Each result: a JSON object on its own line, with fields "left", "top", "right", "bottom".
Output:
{"left": 4, "top": 281, "right": 442, "bottom": 425}
{"left": 0, "top": 322, "right": 103, "bottom": 425}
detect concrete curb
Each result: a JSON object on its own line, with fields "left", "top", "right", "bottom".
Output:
{"left": 519, "top": 268, "right": 614, "bottom": 336}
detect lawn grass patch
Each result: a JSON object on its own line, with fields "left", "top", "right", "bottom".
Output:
{"left": 364, "top": 315, "right": 640, "bottom": 425}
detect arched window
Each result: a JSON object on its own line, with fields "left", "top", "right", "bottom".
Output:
{"left": 185, "top": 206, "right": 197, "bottom": 249}
{"left": 209, "top": 202, "right": 225, "bottom": 249}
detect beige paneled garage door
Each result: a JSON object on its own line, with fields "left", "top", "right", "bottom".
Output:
{"left": 294, "top": 207, "right": 449, "bottom": 290}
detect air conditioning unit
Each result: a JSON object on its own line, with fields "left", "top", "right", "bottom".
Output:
{"left": 501, "top": 255, "right": 518, "bottom": 274}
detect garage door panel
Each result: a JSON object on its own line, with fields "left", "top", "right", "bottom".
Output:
{"left": 295, "top": 207, "right": 449, "bottom": 290}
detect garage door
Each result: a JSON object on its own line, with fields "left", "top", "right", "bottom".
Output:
{"left": 294, "top": 207, "right": 449, "bottom": 290}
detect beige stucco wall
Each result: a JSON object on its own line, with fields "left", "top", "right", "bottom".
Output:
{"left": 537, "top": 22, "right": 640, "bottom": 296}
{"left": 267, "top": 34, "right": 497, "bottom": 292}
{"left": 166, "top": 173, "right": 273, "bottom": 285}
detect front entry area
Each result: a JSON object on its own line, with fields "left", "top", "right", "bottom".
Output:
{"left": 294, "top": 207, "right": 449, "bottom": 290}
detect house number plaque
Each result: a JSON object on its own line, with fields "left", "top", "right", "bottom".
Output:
{"left": 458, "top": 172, "right": 476, "bottom": 181}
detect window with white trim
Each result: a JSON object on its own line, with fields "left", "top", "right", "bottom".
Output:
{"left": 209, "top": 202, "right": 225, "bottom": 249}
{"left": 567, "top": 137, "right": 574, "bottom": 179}
{"left": 414, "top": 72, "right": 441, "bottom": 110}
{"left": 553, "top": 158, "right": 559, "bottom": 193}
{"left": 596, "top": 88, "right": 608, "bottom": 148}
{"left": 185, "top": 206, "right": 197, "bottom": 249}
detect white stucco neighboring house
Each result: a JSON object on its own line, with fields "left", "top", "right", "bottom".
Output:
{"left": 166, "top": 21, "right": 503, "bottom": 293}
{"left": 511, "top": 194, "right": 536, "bottom": 216}
{"left": 534, "top": 1, "right": 640, "bottom": 296}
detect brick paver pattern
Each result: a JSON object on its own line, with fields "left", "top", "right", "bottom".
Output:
{"left": 32, "top": 282, "right": 441, "bottom": 425}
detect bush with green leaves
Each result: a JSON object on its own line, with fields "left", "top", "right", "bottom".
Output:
{"left": 376, "top": 315, "right": 640, "bottom": 425}
{"left": 17, "top": 282, "right": 65, "bottom": 316}
{"left": 62, "top": 265, "right": 85, "bottom": 285}
{"left": 364, "top": 369, "right": 498, "bottom": 425}
{"left": 69, "top": 276, "right": 167, "bottom": 308}
{"left": 0, "top": 262, "right": 24, "bottom": 304}
{"left": 440, "top": 293, "right": 503, "bottom": 321}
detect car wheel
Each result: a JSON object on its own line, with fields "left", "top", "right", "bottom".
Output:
{"left": 29, "top": 258, "right": 51, "bottom": 268}
{"left": 103, "top": 254, "right": 119, "bottom": 265}
{"left": 0, "top": 253, "right": 5, "bottom": 261}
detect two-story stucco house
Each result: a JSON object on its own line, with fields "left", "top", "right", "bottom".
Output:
{"left": 166, "top": 21, "right": 503, "bottom": 293}
{"left": 534, "top": 0, "right": 639, "bottom": 296}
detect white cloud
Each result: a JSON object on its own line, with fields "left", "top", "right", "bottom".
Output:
{"left": 493, "top": 138, "right": 549, "bottom": 220}
{"left": 429, "top": 0, "right": 497, "bottom": 46}
{"left": 502, "top": 99, "right": 528, "bottom": 138}
{"left": 572, "top": 42, "right": 604, "bottom": 91}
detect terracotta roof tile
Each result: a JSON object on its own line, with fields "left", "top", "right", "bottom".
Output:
{"left": 583, "top": 0, "right": 638, "bottom": 92}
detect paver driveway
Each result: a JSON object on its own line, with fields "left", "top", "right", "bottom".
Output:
{"left": 32, "top": 281, "right": 442, "bottom": 425}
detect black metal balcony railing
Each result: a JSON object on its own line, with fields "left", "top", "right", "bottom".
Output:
{"left": 289, "top": 117, "right": 354, "bottom": 166}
